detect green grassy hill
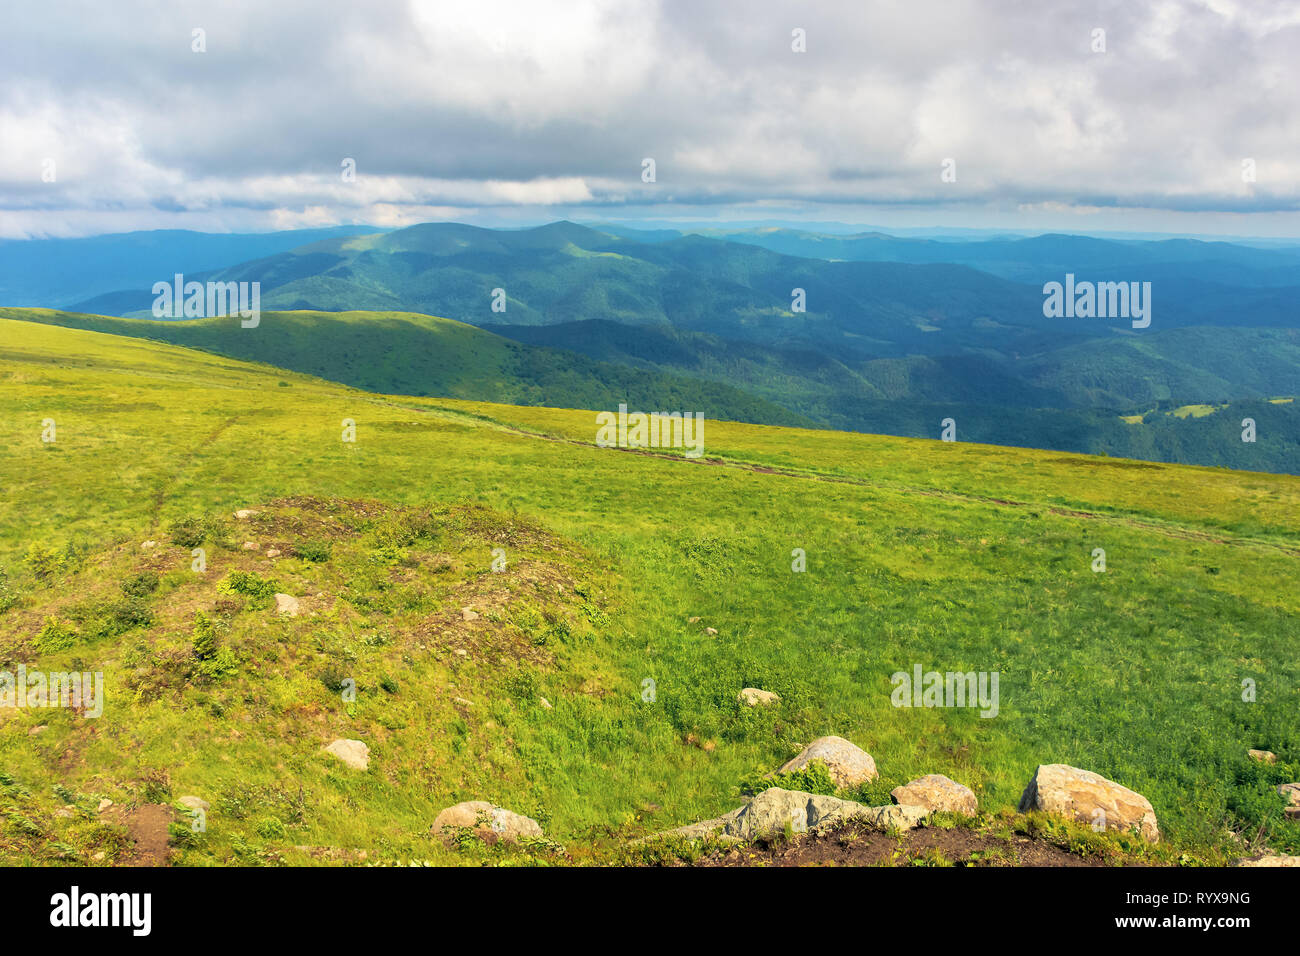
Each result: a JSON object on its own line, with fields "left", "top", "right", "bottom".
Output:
{"left": 1, "top": 318, "right": 1297, "bottom": 866}
{"left": 0, "top": 307, "right": 808, "bottom": 429}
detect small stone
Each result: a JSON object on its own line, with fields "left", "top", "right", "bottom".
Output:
{"left": 141, "top": 540, "right": 157, "bottom": 549}
{"left": 705, "top": 627, "right": 718, "bottom": 636}
{"left": 234, "top": 509, "right": 260, "bottom": 519}
{"left": 688, "top": 616, "right": 701, "bottom": 624}
{"left": 265, "top": 548, "right": 281, "bottom": 558}
{"left": 241, "top": 541, "right": 258, "bottom": 551}
{"left": 92, "top": 851, "right": 106, "bottom": 861}
{"left": 454, "top": 649, "right": 468, "bottom": 657}
{"left": 1249, "top": 749, "right": 1277, "bottom": 764}
{"left": 178, "top": 795, "right": 210, "bottom": 811}
{"left": 539, "top": 697, "right": 552, "bottom": 709}
{"left": 97, "top": 798, "right": 113, "bottom": 812}
{"left": 323, "top": 739, "right": 369, "bottom": 771}
{"left": 274, "top": 593, "right": 300, "bottom": 616}
{"left": 461, "top": 607, "right": 479, "bottom": 622}
{"left": 28, "top": 725, "right": 47, "bottom": 736}
{"left": 738, "top": 687, "right": 780, "bottom": 707}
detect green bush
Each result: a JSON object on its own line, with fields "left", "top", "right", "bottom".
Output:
{"left": 72, "top": 597, "right": 153, "bottom": 640}
{"left": 120, "top": 571, "right": 159, "bottom": 597}
{"left": 168, "top": 514, "right": 230, "bottom": 549}
{"left": 255, "top": 816, "right": 286, "bottom": 840}
{"left": 26, "top": 542, "right": 83, "bottom": 582}
{"left": 293, "top": 539, "right": 332, "bottom": 562}
{"left": 33, "top": 616, "right": 78, "bottom": 652}
{"left": 0, "top": 568, "right": 17, "bottom": 613}
{"left": 738, "top": 759, "right": 838, "bottom": 797}
{"left": 192, "top": 611, "right": 219, "bottom": 660}
{"left": 217, "top": 570, "right": 278, "bottom": 600}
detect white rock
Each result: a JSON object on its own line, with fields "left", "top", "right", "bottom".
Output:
{"left": 234, "top": 509, "right": 260, "bottom": 519}
{"left": 1018, "top": 764, "right": 1159, "bottom": 842}
{"left": 432, "top": 801, "right": 543, "bottom": 846}
{"left": 274, "top": 593, "right": 300, "bottom": 616}
{"left": 891, "top": 774, "right": 977, "bottom": 814}
{"left": 323, "top": 739, "right": 369, "bottom": 771}
{"left": 738, "top": 687, "right": 780, "bottom": 707}
{"left": 265, "top": 549, "right": 281, "bottom": 558}
{"left": 178, "top": 795, "right": 210, "bottom": 811}
{"left": 777, "top": 736, "right": 878, "bottom": 788}
{"left": 461, "top": 607, "right": 479, "bottom": 621}
{"left": 1235, "top": 854, "right": 1300, "bottom": 867}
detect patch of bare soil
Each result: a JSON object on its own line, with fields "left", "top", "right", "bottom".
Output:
{"left": 695, "top": 820, "right": 1118, "bottom": 867}
{"left": 116, "top": 803, "right": 174, "bottom": 866}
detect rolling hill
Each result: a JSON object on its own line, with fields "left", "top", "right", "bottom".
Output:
{"left": 0, "top": 307, "right": 808, "bottom": 429}
{"left": 12, "top": 220, "right": 1298, "bottom": 472}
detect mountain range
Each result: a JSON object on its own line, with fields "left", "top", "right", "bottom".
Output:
{"left": 4, "top": 220, "right": 1296, "bottom": 473}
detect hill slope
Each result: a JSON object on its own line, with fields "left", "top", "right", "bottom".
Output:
{"left": 0, "top": 307, "right": 808, "bottom": 428}
{"left": 1, "top": 318, "right": 1297, "bottom": 865}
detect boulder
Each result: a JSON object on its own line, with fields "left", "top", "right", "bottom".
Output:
{"left": 891, "top": 774, "right": 977, "bottom": 814}
{"left": 323, "top": 738, "right": 369, "bottom": 771}
{"left": 777, "top": 736, "right": 877, "bottom": 788}
{"left": 432, "top": 801, "right": 543, "bottom": 846}
{"left": 738, "top": 687, "right": 780, "bottom": 707}
{"left": 1018, "top": 764, "right": 1159, "bottom": 842}
{"left": 1249, "top": 749, "right": 1277, "bottom": 764}
{"left": 178, "top": 795, "right": 210, "bottom": 811}
{"left": 1280, "top": 783, "right": 1300, "bottom": 819}
{"left": 1235, "top": 854, "right": 1300, "bottom": 867}
{"left": 665, "top": 787, "right": 929, "bottom": 842}
{"left": 274, "top": 593, "right": 300, "bottom": 616}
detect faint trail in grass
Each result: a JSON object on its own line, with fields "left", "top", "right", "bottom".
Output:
{"left": 141, "top": 414, "right": 240, "bottom": 525}
{"left": 399, "top": 399, "right": 1300, "bottom": 558}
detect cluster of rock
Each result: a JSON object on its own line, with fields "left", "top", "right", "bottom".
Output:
{"left": 650, "top": 736, "right": 1176, "bottom": 847}
{"left": 653, "top": 736, "right": 979, "bottom": 843}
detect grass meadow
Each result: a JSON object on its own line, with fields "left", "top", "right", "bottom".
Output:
{"left": 1, "top": 318, "right": 1297, "bottom": 864}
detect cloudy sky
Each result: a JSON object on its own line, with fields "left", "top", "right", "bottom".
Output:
{"left": 2, "top": 0, "right": 1298, "bottom": 239}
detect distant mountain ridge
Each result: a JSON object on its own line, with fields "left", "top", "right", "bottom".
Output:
{"left": 3, "top": 219, "right": 1296, "bottom": 472}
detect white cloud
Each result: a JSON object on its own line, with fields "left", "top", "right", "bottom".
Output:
{"left": 1, "top": 0, "right": 1298, "bottom": 236}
